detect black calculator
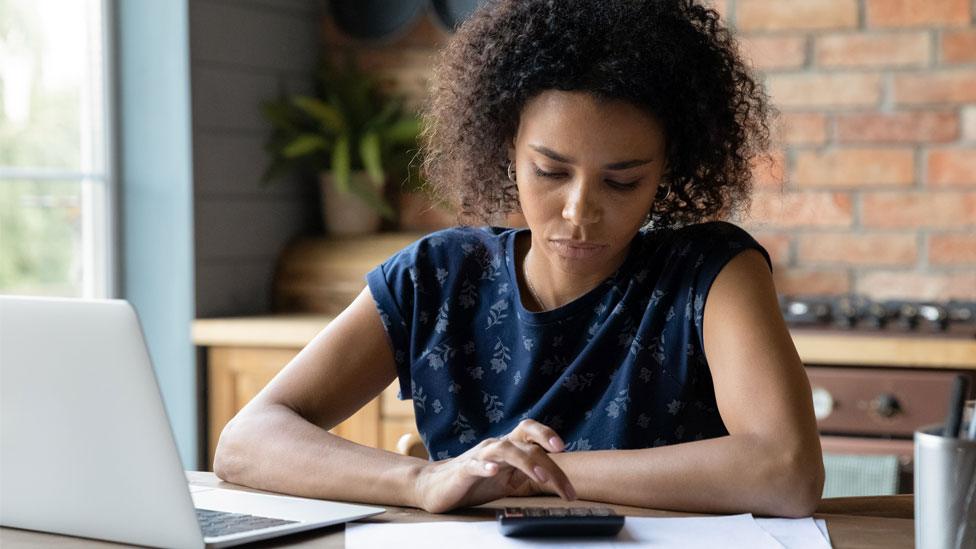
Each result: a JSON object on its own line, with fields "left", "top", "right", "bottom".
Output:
{"left": 496, "top": 507, "right": 626, "bottom": 537}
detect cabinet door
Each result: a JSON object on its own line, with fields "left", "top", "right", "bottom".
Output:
{"left": 380, "top": 383, "right": 422, "bottom": 455}
{"left": 206, "top": 347, "right": 380, "bottom": 469}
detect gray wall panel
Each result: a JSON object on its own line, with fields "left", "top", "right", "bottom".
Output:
{"left": 193, "top": 132, "right": 310, "bottom": 198}
{"left": 190, "top": 0, "right": 320, "bottom": 318}
{"left": 189, "top": 0, "right": 319, "bottom": 71}
{"left": 194, "top": 198, "right": 314, "bottom": 262}
{"left": 195, "top": 260, "right": 279, "bottom": 316}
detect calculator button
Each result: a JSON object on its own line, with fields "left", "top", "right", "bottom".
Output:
{"left": 591, "top": 508, "right": 613, "bottom": 516}
{"left": 525, "top": 508, "right": 546, "bottom": 517}
{"left": 548, "top": 508, "right": 568, "bottom": 516}
{"left": 569, "top": 508, "right": 590, "bottom": 516}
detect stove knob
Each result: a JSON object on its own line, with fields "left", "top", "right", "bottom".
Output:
{"left": 872, "top": 394, "right": 901, "bottom": 418}
{"left": 811, "top": 387, "right": 834, "bottom": 421}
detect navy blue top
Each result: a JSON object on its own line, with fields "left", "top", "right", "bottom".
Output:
{"left": 366, "top": 221, "right": 770, "bottom": 460}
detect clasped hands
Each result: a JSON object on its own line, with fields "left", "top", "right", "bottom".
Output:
{"left": 412, "top": 419, "right": 578, "bottom": 513}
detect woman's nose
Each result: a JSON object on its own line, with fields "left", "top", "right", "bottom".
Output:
{"left": 561, "top": 179, "right": 601, "bottom": 226}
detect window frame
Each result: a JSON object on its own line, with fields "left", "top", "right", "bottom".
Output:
{"left": 0, "top": 0, "right": 118, "bottom": 298}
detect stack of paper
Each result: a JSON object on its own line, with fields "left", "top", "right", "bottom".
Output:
{"left": 346, "top": 513, "right": 832, "bottom": 548}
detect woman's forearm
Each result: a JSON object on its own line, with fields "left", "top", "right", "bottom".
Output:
{"left": 549, "top": 433, "right": 824, "bottom": 517}
{"left": 213, "top": 403, "right": 427, "bottom": 508}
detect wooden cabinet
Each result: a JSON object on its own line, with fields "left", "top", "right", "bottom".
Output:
{"left": 197, "top": 318, "right": 419, "bottom": 470}
{"left": 199, "top": 234, "right": 424, "bottom": 469}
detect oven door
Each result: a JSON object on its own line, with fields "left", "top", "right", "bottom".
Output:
{"left": 807, "top": 366, "right": 972, "bottom": 497}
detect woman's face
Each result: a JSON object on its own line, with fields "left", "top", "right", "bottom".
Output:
{"left": 512, "top": 90, "right": 667, "bottom": 277}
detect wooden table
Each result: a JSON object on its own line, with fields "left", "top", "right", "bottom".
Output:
{"left": 0, "top": 471, "right": 914, "bottom": 548}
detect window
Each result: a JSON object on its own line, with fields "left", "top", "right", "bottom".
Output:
{"left": 0, "top": 0, "right": 114, "bottom": 298}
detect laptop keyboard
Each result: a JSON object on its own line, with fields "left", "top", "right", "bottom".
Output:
{"left": 196, "top": 507, "right": 299, "bottom": 538}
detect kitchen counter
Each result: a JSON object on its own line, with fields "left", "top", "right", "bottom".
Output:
{"left": 193, "top": 315, "right": 976, "bottom": 369}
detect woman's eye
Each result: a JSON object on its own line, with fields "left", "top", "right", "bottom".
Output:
{"left": 607, "top": 180, "right": 639, "bottom": 191}
{"left": 533, "top": 167, "right": 639, "bottom": 191}
{"left": 534, "top": 167, "right": 565, "bottom": 179}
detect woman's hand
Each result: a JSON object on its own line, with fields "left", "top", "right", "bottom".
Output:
{"left": 412, "top": 419, "right": 576, "bottom": 513}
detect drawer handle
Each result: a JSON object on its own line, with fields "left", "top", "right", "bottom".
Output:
{"left": 871, "top": 394, "right": 902, "bottom": 419}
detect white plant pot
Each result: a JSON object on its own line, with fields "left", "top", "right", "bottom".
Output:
{"left": 319, "top": 172, "right": 382, "bottom": 235}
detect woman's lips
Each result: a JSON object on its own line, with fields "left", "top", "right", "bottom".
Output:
{"left": 548, "top": 239, "right": 609, "bottom": 259}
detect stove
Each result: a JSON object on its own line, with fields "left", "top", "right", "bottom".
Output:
{"left": 779, "top": 296, "right": 976, "bottom": 338}
{"left": 777, "top": 295, "right": 976, "bottom": 497}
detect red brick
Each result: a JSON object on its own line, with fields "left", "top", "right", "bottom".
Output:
{"left": 862, "top": 192, "right": 976, "bottom": 228}
{"left": 794, "top": 148, "right": 915, "bottom": 187}
{"left": 737, "top": 0, "right": 858, "bottom": 31}
{"left": 928, "top": 148, "right": 976, "bottom": 186}
{"left": 929, "top": 233, "right": 976, "bottom": 264}
{"left": 836, "top": 111, "right": 959, "bottom": 143}
{"left": 865, "top": 0, "right": 971, "bottom": 28}
{"left": 775, "top": 113, "right": 828, "bottom": 145}
{"left": 773, "top": 268, "right": 852, "bottom": 296}
{"left": 751, "top": 149, "right": 787, "bottom": 189}
{"left": 753, "top": 232, "right": 792, "bottom": 265}
{"left": 963, "top": 107, "right": 976, "bottom": 141}
{"left": 815, "top": 32, "right": 930, "bottom": 68}
{"left": 855, "top": 272, "right": 976, "bottom": 301}
{"left": 768, "top": 73, "right": 883, "bottom": 109}
{"left": 747, "top": 191, "right": 854, "bottom": 228}
{"left": 942, "top": 30, "right": 976, "bottom": 63}
{"left": 894, "top": 69, "right": 976, "bottom": 105}
{"left": 797, "top": 233, "right": 917, "bottom": 265}
{"left": 739, "top": 35, "right": 807, "bottom": 71}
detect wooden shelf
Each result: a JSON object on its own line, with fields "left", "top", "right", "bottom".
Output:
{"left": 194, "top": 316, "right": 976, "bottom": 369}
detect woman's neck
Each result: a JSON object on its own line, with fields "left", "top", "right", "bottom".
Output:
{"left": 517, "top": 231, "right": 630, "bottom": 312}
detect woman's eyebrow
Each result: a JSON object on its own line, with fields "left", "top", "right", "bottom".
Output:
{"left": 528, "top": 144, "right": 653, "bottom": 170}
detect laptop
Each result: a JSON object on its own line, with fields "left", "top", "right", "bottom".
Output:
{"left": 0, "top": 296, "right": 385, "bottom": 548}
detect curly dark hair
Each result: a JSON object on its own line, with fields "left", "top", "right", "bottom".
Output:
{"left": 421, "top": 0, "right": 772, "bottom": 228}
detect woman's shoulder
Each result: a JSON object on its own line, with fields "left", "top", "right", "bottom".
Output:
{"left": 417, "top": 225, "right": 514, "bottom": 249}
{"left": 377, "top": 226, "right": 517, "bottom": 284}
{"left": 638, "top": 221, "right": 770, "bottom": 276}
{"left": 642, "top": 221, "right": 762, "bottom": 257}
{"left": 653, "top": 220, "right": 754, "bottom": 244}
{"left": 400, "top": 226, "right": 514, "bottom": 264}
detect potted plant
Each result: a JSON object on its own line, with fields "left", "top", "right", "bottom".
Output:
{"left": 260, "top": 57, "right": 422, "bottom": 235}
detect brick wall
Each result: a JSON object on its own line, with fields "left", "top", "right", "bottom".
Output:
{"left": 324, "top": 1, "right": 976, "bottom": 301}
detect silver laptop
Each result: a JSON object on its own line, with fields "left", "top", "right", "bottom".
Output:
{"left": 0, "top": 296, "right": 384, "bottom": 548}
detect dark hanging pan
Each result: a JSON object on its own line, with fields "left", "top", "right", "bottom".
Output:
{"left": 330, "top": 0, "right": 426, "bottom": 43}
{"left": 430, "top": 0, "right": 487, "bottom": 32}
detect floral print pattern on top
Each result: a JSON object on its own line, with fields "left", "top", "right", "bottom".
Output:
{"left": 366, "top": 222, "right": 770, "bottom": 460}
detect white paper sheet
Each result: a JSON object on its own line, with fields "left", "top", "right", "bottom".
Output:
{"left": 815, "top": 519, "right": 831, "bottom": 545}
{"left": 756, "top": 518, "right": 832, "bottom": 549}
{"left": 346, "top": 513, "right": 831, "bottom": 548}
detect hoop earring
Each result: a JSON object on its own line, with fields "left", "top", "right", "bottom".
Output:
{"left": 507, "top": 162, "right": 516, "bottom": 182}
{"left": 657, "top": 182, "right": 672, "bottom": 201}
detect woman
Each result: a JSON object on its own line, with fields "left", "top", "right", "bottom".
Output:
{"left": 214, "top": 0, "right": 825, "bottom": 517}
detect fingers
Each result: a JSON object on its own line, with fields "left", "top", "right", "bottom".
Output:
{"left": 508, "top": 419, "right": 566, "bottom": 453}
{"left": 476, "top": 438, "right": 577, "bottom": 501}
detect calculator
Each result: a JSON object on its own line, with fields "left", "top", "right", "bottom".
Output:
{"left": 496, "top": 507, "right": 626, "bottom": 537}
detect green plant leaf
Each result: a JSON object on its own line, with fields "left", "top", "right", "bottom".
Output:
{"left": 359, "top": 131, "right": 385, "bottom": 186}
{"left": 366, "top": 99, "right": 401, "bottom": 131}
{"left": 331, "top": 135, "right": 351, "bottom": 193}
{"left": 261, "top": 100, "right": 300, "bottom": 132}
{"left": 383, "top": 117, "right": 422, "bottom": 145}
{"left": 282, "top": 134, "right": 329, "bottom": 158}
{"left": 292, "top": 96, "right": 345, "bottom": 133}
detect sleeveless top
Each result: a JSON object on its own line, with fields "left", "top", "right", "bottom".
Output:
{"left": 365, "top": 221, "right": 770, "bottom": 460}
